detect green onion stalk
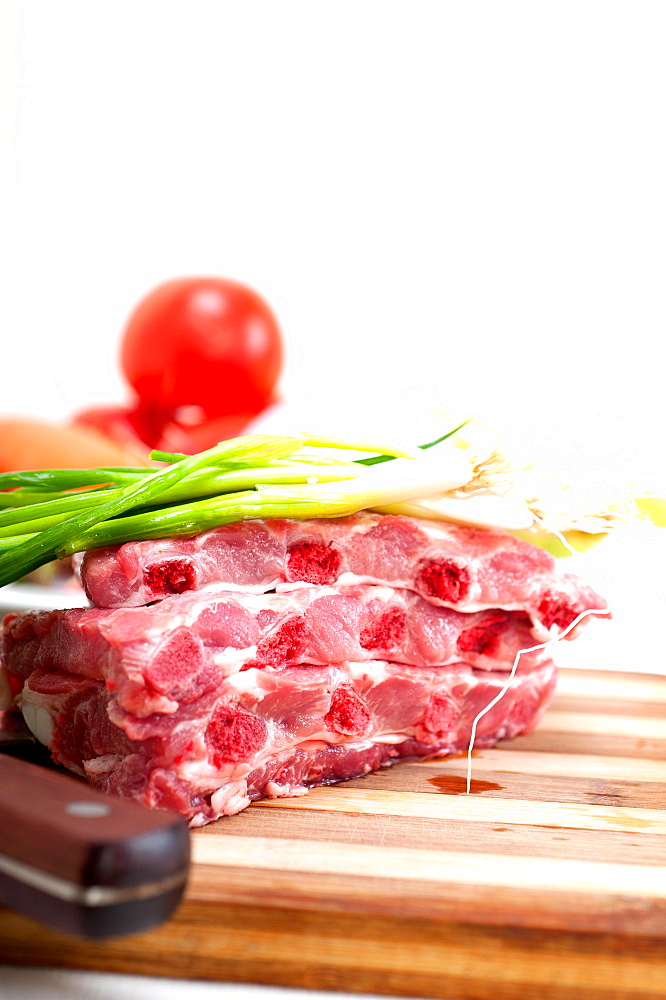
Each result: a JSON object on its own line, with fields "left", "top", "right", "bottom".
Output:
{"left": 0, "top": 425, "right": 472, "bottom": 588}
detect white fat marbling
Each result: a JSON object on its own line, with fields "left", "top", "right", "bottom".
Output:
{"left": 21, "top": 702, "right": 54, "bottom": 746}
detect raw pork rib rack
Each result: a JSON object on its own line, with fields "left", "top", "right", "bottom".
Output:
{"left": 1, "top": 514, "right": 607, "bottom": 825}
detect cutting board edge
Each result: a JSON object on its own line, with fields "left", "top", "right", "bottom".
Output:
{"left": 3, "top": 899, "right": 666, "bottom": 1000}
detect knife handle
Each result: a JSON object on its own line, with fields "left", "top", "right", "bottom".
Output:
{"left": 0, "top": 755, "right": 190, "bottom": 939}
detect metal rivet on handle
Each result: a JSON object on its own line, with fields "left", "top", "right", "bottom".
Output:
{"left": 65, "top": 801, "right": 112, "bottom": 818}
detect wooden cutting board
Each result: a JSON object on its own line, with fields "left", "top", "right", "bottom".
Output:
{"left": 1, "top": 666, "right": 665, "bottom": 1000}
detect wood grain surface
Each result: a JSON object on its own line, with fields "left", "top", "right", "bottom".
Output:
{"left": 1, "top": 666, "right": 665, "bottom": 1000}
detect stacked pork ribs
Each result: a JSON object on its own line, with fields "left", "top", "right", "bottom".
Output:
{"left": 1, "top": 513, "right": 607, "bottom": 825}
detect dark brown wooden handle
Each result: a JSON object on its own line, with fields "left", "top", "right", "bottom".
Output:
{"left": 0, "top": 755, "right": 190, "bottom": 938}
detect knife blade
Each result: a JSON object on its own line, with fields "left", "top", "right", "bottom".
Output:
{"left": 0, "top": 708, "right": 190, "bottom": 940}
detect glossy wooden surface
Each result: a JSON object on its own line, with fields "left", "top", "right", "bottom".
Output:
{"left": 1, "top": 667, "right": 665, "bottom": 998}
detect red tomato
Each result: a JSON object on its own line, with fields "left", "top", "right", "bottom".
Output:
{"left": 119, "top": 277, "right": 283, "bottom": 422}
{"left": 154, "top": 412, "right": 261, "bottom": 455}
{"left": 70, "top": 403, "right": 160, "bottom": 449}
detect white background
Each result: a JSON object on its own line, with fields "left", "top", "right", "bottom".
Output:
{"left": 0, "top": 8, "right": 665, "bottom": 998}
{"left": 1, "top": 1, "right": 664, "bottom": 443}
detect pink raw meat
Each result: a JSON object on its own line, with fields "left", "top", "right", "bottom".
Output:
{"left": 1, "top": 584, "right": 564, "bottom": 724}
{"left": 13, "top": 651, "right": 557, "bottom": 826}
{"left": 79, "top": 513, "right": 607, "bottom": 638}
{"left": 1, "top": 513, "right": 610, "bottom": 826}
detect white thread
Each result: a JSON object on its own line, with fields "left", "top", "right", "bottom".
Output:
{"left": 465, "top": 605, "right": 612, "bottom": 793}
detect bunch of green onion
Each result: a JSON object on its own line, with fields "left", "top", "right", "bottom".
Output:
{"left": 0, "top": 426, "right": 473, "bottom": 589}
